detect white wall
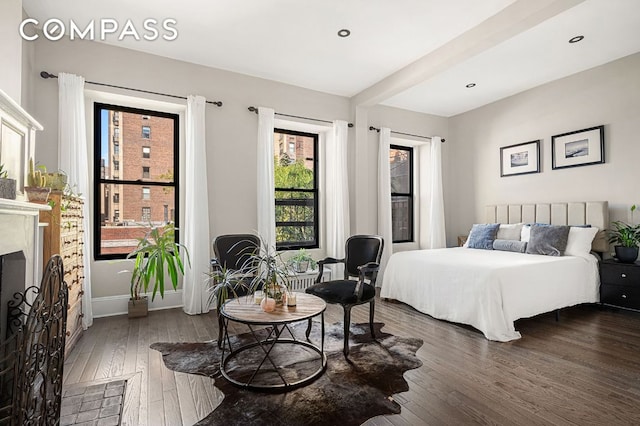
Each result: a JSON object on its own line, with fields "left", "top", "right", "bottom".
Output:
{"left": 447, "top": 52, "right": 640, "bottom": 247}
{"left": 0, "top": 0, "right": 23, "bottom": 103}
{"left": 29, "top": 36, "right": 441, "bottom": 300}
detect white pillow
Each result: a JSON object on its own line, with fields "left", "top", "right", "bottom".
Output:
{"left": 564, "top": 226, "right": 599, "bottom": 257}
{"left": 497, "top": 223, "right": 523, "bottom": 241}
{"left": 521, "top": 224, "right": 531, "bottom": 243}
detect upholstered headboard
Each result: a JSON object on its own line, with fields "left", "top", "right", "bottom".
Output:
{"left": 485, "top": 201, "right": 609, "bottom": 253}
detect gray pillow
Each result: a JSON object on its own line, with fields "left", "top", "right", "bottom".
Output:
{"left": 493, "top": 239, "right": 527, "bottom": 253}
{"left": 525, "top": 225, "right": 570, "bottom": 256}
{"left": 467, "top": 223, "right": 500, "bottom": 250}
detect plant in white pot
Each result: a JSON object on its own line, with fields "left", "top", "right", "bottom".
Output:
{"left": 126, "top": 222, "right": 190, "bottom": 317}
{"left": 608, "top": 205, "right": 640, "bottom": 264}
{"left": 288, "top": 248, "right": 316, "bottom": 273}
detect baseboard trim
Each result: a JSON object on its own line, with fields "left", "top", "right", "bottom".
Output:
{"left": 92, "top": 290, "right": 184, "bottom": 318}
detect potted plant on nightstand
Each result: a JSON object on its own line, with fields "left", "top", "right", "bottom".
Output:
{"left": 608, "top": 205, "right": 640, "bottom": 264}
{"left": 125, "top": 222, "right": 190, "bottom": 317}
{"left": 25, "top": 158, "right": 51, "bottom": 203}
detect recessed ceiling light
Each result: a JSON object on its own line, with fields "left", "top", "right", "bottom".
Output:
{"left": 337, "top": 29, "right": 351, "bottom": 38}
{"left": 466, "top": 83, "right": 476, "bottom": 88}
{"left": 569, "top": 35, "right": 584, "bottom": 43}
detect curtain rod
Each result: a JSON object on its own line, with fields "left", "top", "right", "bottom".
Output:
{"left": 247, "top": 106, "right": 353, "bottom": 127}
{"left": 369, "top": 126, "right": 445, "bottom": 143}
{"left": 40, "top": 71, "right": 223, "bottom": 107}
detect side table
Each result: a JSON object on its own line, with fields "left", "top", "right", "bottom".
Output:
{"left": 599, "top": 259, "right": 640, "bottom": 311}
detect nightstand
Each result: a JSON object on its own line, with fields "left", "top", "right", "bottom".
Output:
{"left": 599, "top": 259, "right": 640, "bottom": 311}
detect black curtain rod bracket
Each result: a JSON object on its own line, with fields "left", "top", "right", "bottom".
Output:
{"left": 368, "top": 125, "right": 444, "bottom": 142}
{"left": 248, "top": 105, "right": 353, "bottom": 127}
{"left": 40, "top": 71, "right": 223, "bottom": 107}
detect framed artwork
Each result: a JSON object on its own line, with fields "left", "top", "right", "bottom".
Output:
{"left": 552, "top": 125, "right": 604, "bottom": 170}
{"left": 500, "top": 140, "right": 540, "bottom": 177}
{"left": 0, "top": 120, "right": 27, "bottom": 193}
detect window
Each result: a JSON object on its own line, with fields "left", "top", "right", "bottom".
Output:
{"left": 142, "top": 125, "right": 150, "bottom": 139}
{"left": 113, "top": 127, "right": 120, "bottom": 142}
{"left": 390, "top": 145, "right": 414, "bottom": 243}
{"left": 94, "top": 103, "right": 179, "bottom": 259}
{"left": 113, "top": 142, "right": 119, "bottom": 155}
{"left": 273, "top": 128, "right": 318, "bottom": 250}
{"left": 142, "top": 146, "right": 151, "bottom": 158}
{"left": 141, "top": 207, "right": 151, "bottom": 222}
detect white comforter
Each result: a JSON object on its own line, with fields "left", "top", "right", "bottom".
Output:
{"left": 380, "top": 248, "right": 600, "bottom": 341}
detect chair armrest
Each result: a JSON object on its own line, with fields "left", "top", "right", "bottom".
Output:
{"left": 354, "top": 262, "right": 380, "bottom": 300}
{"left": 210, "top": 258, "right": 222, "bottom": 272}
{"left": 315, "top": 257, "right": 345, "bottom": 283}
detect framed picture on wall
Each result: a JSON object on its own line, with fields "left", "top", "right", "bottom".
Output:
{"left": 500, "top": 140, "right": 540, "bottom": 177}
{"left": 551, "top": 125, "right": 604, "bottom": 170}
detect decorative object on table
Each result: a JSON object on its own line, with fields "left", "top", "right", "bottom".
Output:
{"left": 150, "top": 321, "right": 423, "bottom": 426}
{"left": 24, "top": 157, "right": 51, "bottom": 203}
{"left": 288, "top": 248, "right": 316, "bottom": 273}
{"left": 123, "top": 222, "right": 190, "bottom": 318}
{"left": 608, "top": 205, "right": 640, "bottom": 264}
{"left": 500, "top": 140, "right": 540, "bottom": 177}
{"left": 305, "top": 234, "right": 383, "bottom": 356}
{"left": 286, "top": 291, "right": 297, "bottom": 306}
{"left": 0, "top": 163, "right": 17, "bottom": 199}
{"left": 244, "top": 237, "right": 291, "bottom": 306}
{"left": 552, "top": 125, "right": 604, "bottom": 170}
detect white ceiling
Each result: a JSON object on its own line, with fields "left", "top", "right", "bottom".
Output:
{"left": 22, "top": 0, "right": 640, "bottom": 117}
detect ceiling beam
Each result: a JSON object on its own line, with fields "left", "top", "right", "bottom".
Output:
{"left": 350, "top": 0, "right": 586, "bottom": 108}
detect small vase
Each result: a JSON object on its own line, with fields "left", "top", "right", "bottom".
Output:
{"left": 264, "top": 282, "right": 286, "bottom": 305}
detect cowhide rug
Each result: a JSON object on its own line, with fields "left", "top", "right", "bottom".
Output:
{"left": 150, "top": 322, "right": 423, "bottom": 425}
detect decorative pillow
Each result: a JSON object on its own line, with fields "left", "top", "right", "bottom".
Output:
{"left": 497, "top": 223, "right": 523, "bottom": 241}
{"left": 521, "top": 224, "right": 531, "bottom": 243}
{"left": 466, "top": 223, "right": 500, "bottom": 250}
{"left": 525, "top": 225, "right": 570, "bottom": 256}
{"left": 493, "top": 239, "right": 527, "bottom": 253}
{"left": 564, "top": 226, "right": 599, "bottom": 258}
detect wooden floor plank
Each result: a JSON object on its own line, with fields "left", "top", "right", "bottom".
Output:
{"left": 62, "top": 299, "right": 640, "bottom": 425}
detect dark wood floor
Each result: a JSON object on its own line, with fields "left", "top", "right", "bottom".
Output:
{"left": 62, "top": 298, "right": 640, "bottom": 425}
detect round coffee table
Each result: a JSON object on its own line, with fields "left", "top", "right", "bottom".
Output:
{"left": 219, "top": 293, "right": 327, "bottom": 392}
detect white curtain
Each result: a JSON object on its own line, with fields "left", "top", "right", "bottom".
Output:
{"left": 419, "top": 136, "right": 446, "bottom": 248}
{"left": 58, "top": 73, "right": 93, "bottom": 328}
{"left": 257, "top": 107, "right": 276, "bottom": 251}
{"left": 183, "top": 95, "right": 211, "bottom": 314}
{"left": 377, "top": 128, "right": 393, "bottom": 282}
{"left": 326, "top": 120, "right": 350, "bottom": 259}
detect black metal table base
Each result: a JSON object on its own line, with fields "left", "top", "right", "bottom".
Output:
{"left": 220, "top": 313, "right": 326, "bottom": 392}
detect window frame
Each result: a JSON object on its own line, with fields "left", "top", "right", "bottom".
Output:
{"left": 390, "top": 144, "right": 414, "bottom": 243}
{"left": 274, "top": 127, "right": 319, "bottom": 251}
{"left": 93, "top": 102, "right": 180, "bottom": 260}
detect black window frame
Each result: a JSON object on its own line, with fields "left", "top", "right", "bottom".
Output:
{"left": 390, "top": 144, "right": 414, "bottom": 243}
{"left": 93, "top": 102, "right": 179, "bottom": 260}
{"left": 274, "top": 128, "right": 319, "bottom": 251}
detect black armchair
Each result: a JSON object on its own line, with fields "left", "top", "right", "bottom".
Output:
{"left": 305, "top": 235, "right": 384, "bottom": 356}
{"left": 211, "top": 234, "right": 260, "bottom": 347}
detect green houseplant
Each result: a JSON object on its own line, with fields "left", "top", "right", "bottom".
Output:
{"left": 288, "top": 248, "right": 316, "bottom": 273}
{"left": 608, "top": 205, "right": 640, "bottom": 264}
{"left": 25, "top": 158, "right": 51, "bottom": 203}
{"left": 126, "top": 222, "right": 190, "bottom": 317}
{"left": 244, "top": 238, "right": 291, "bottom": 306}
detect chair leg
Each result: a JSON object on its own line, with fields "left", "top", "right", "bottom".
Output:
{"left": 369, "top": 299, "right": 376, "bottom": 339}
{"left": 306, "top": 318, "right": 312, "bottom": 340}
{"left": 343, "top": 306, "right": 352, "bottom": 357}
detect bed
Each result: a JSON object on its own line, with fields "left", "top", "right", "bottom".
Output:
{"left": 380, "top": 201, "right": 609, "bottom": 341}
